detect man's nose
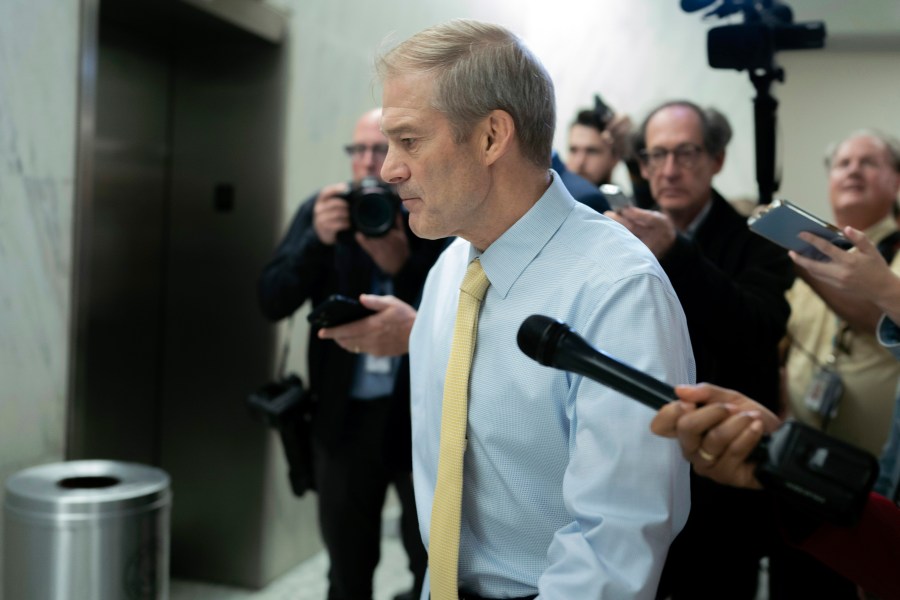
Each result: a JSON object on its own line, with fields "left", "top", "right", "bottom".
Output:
{"left": 660, "top": 152, "right": 680, "bottom": 177}
{"left": 568, "top": 151, "right": 584, "bottom": 170}
{"left": 380, "top": 148, "right": 409, "bottom": 184}
{"left": 846, "top": 159, "right": 864, "bottom": 175}
{"left": 361, "top": 147, "right": 378, "bottom": 169}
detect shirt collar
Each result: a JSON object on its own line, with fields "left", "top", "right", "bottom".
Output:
{"left": 682, "top": 198, "right": 713, "bottom": 239}
{"left": 468, "top": 169, "right": 576, "bottom": 299}
{"left": 863, "top": 213, "right": 899, "bottom": 244}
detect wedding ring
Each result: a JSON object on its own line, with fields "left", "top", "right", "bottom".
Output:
{"left": 698, "top": 448, "right": 717, "bottom": 462}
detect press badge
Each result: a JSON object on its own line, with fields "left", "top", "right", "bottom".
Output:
{"left": 364, "top": 354, "right": 392, "bottom": 374}
{"left": 803, "top": 365, "right": 843, "bottom": 418}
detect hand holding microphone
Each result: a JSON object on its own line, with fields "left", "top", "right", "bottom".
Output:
{"left": 517, "top": 315, "right": 879, "bottom": 525}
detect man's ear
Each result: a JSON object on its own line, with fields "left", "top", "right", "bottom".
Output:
{"left": 639, "top": 159, "right": 650, "bottom": 180}
{"left": 711, "top": 151, "right": 725, "bottom": 175}
{"left": 889, "top": 170, "right": 900, "bottom": 196}
{"left": 480, "top": 109, "right": 515, "bottom": 166}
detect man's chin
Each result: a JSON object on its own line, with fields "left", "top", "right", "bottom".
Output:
{"left": 656, "top": 195, "right": 693, "bottom": 212}
{"left": 408, "top": 216, "right": 442, "bottom": 240}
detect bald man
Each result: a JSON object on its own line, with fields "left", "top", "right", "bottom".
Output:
{"left": 259, "top": 109, "right": 445, "bottom": 600}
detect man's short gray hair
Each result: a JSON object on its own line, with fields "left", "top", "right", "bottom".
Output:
{"left": 824, "top": 129, "right": 900, "bottom": 172}
{"left": 375, "top": 19, "right": 556, "bottom": 169}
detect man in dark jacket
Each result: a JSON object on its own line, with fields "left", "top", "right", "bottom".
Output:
{"left": 607, "top": 100, "right": 795, "bottom": 599}
{"left": 258, "top": 108, "right": 445, "bottom": 600}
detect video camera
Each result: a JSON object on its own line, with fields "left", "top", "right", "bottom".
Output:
{"left": 682, "top": 0, "right": 825, "bottom": 71}
{"left": 681, "top": 0, "right": 826, "bottom": 205}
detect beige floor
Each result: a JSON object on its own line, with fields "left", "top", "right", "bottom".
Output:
{"left": 170, "top": 496, "right": 413, "bottom": 600}
{"left": 170, "top": 536, "right": 412, "bottom": 600}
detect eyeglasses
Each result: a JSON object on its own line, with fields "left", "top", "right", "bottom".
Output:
{"left": 639, "top": 144, "right": 706, "bottom": 171}
{"left": 344, "top": 143, "right": 389, "bottom": 158}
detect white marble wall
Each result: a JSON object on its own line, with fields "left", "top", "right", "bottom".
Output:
{"left": 0, "top": 0, "right": 79, "bottom": 494}
{"left": 0, "top": 0, "right": 80, "bottom": 587}
{"left": 270, "top": 0, "right": 900, "bottom": 228}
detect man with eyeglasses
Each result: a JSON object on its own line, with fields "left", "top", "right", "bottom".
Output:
{"left": 259, "top": 108, "right": 445, "bottom": 600}
{"left": 606, "top": 100, "right": 795, "bottom": 599}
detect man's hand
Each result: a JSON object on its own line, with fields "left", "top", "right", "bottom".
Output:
{"left": 317, "top": 294, "right": 416, "bottom": 357}
{"left": 651, "top": 383, "right": 782, "bottom": 490}
{"left": 604, "top": 206, "right": 677, "bottom": 258}
{"left": 791, "top": 227, "right": 900, "bottom": 324}
{"left": 313, "top": 183, "right": 352, "bottom": 245}
{"left": 356, "top": 214, "right": 411, "bottom": 276}
{"left": 790, "top": 227, "right": 898, "bottom": 332}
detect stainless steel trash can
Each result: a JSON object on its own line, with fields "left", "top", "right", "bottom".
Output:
{"left": 4, "top": 460, "right": 171, "bottom": 600}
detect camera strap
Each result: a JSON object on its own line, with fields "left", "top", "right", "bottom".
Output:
{"left": 277, "top": 316, "right": 294, "bottom": 380}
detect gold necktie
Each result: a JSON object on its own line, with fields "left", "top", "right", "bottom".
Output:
{"left": 429, "top": 259, "right": 490, "bottom": 600}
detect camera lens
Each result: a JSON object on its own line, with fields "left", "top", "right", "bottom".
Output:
{"left": 349, "top": 177, "right": 398, "bottom": 237}
{"left": 354, "top": 191, "right": 395, "bottom": 237}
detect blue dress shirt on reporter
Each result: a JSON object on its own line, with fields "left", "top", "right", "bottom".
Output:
{"left": 409, "top": 173, "right": 695, "bottom": 599}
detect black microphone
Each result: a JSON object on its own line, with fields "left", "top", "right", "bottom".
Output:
{"left": 516, "top": 314, "right": 676, "bottom": 410}
{"left": 517, "top": 314, "right": 878, "bottom": 525}
{"left": 680, "top": 0, "right": 717, "bottom": 13}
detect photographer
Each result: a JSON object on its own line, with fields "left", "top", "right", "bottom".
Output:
{"left": 649, "top": 382, "right": 900, "bottom": 600}
{"left": 258, "top": 108, "right": 445, "bottom": 600}
{"left": 564, "top": 95, "right": 642, "bottom": 208}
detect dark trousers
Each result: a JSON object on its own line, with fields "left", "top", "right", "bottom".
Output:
{"left": 657, "top": 476, "right": 774, "bottom": 600}
{"left": 315, "top": 397, "right": 427, "bottom": 600}
{"left": 768, "top": 543, "right": 857, "bottom": 599}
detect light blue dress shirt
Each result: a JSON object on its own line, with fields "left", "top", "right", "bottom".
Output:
{"left": 409, "top": 173, "right": 695, "bottom": 599}
{"left": 876, "top": 314, "right": 900, "bottom": 500}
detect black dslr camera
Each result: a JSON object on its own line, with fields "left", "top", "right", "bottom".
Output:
{"left": 341, "top": 176, "right": 401, "bottom": 238}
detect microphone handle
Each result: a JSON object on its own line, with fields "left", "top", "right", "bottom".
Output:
{"left": 553, "top": 330, "right": 677, "bottom": 411}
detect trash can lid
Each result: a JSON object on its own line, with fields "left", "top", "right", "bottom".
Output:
{"left": 4, "top": 460, "right": 171, "bottom": 518}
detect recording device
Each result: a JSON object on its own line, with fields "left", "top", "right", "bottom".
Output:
{"left": 307, "top": 294, "right": 376, "bottom": 329}
{"left": 341, "top": 176, "right": 401, "bottom": 237}
{"left": 516, "top": 314, "right": 879, "bottom": 525}
{"left": 681, "top": 0, "right": 826, "bottom": 205}
{"left": 246, "top": 374, "right": 315, "bottom": 496}
{"left": 748, "top": 198, "right": 853, "bottom": 261}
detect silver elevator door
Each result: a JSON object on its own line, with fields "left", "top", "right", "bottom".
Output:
{"left": 70, "top": 0, "right": 297, "bottom": 586}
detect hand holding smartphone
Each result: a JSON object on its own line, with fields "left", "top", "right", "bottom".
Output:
{"left": 307, "top": 294, "right": 376, "bottom": 329}
{"left": 748, "top": 199, "right": 852, "bottom": 261}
